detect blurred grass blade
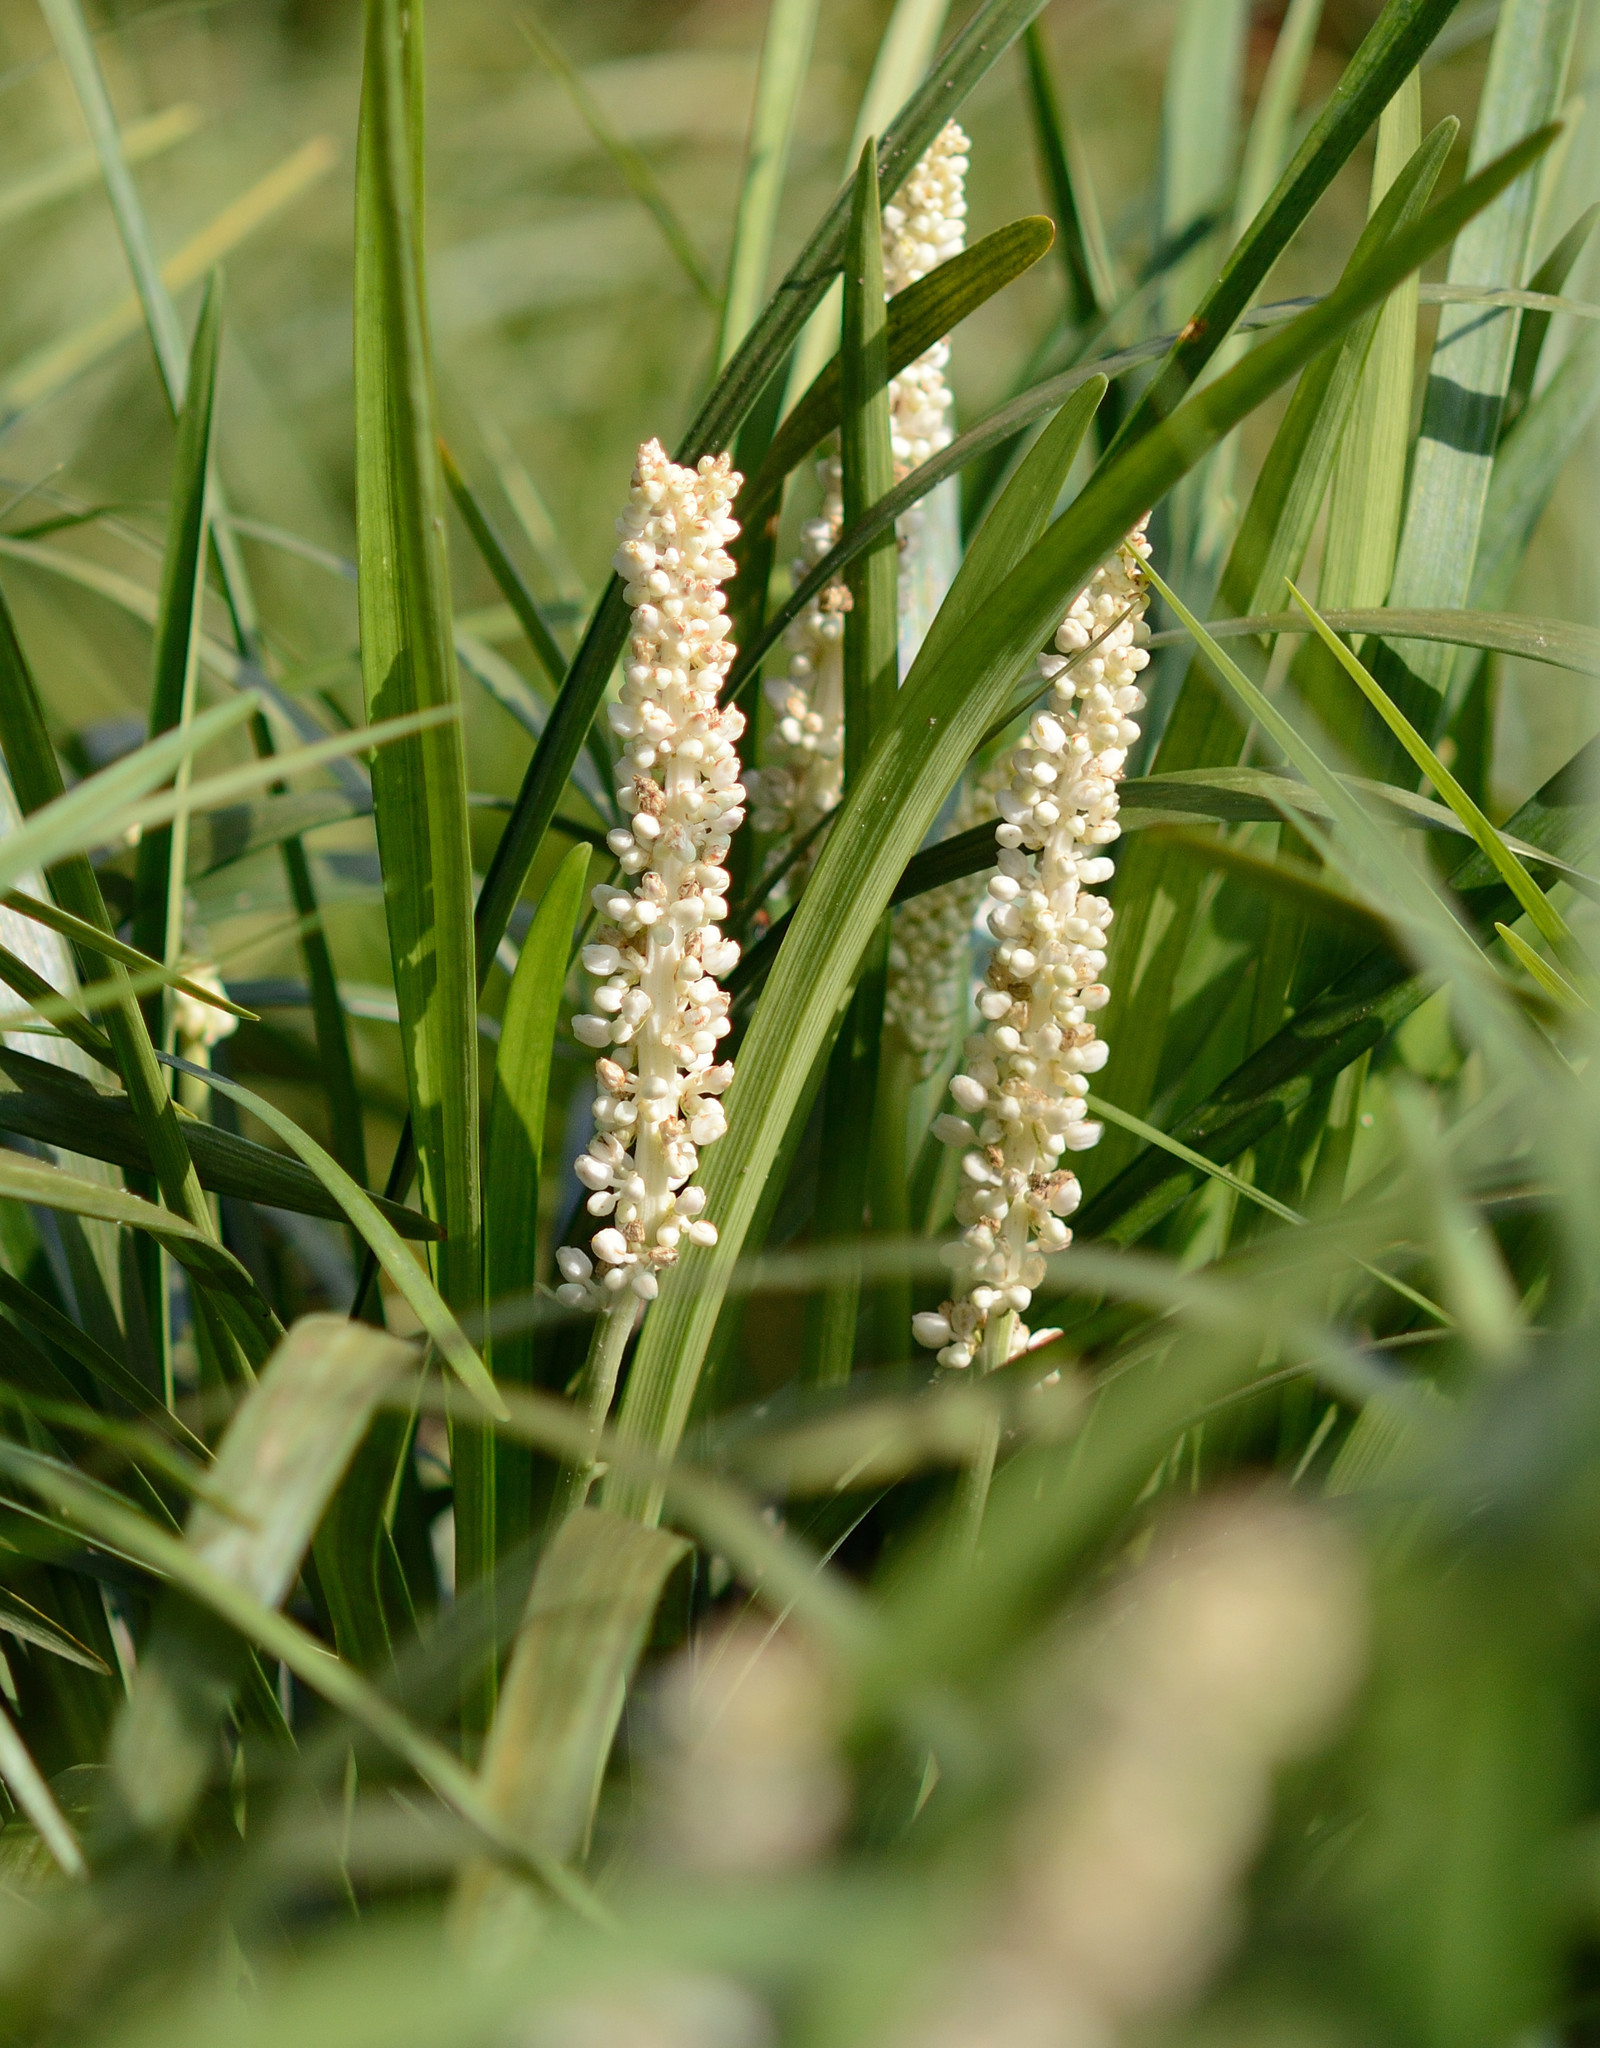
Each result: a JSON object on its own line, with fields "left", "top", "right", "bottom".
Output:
{"left": 518, "top": 13, "right": 717, "bottom": 310}
{"left": 108, "top": 1315, "right": 414, "bottom": 1841}
{"left": 1288, "top": 579, "right": 1578, "bottom": 957}
{"left": 354, "top": 0, "right": 483, "bottom": 1395}
{"left": 1382, "top": 0, "right": 1582, "bottom": 738}
{"left": 0, "top": 102, "right": 198, "bottom": 236}
{"left": 718, "top": 0, "right": 821, "bottom": 366}
{"left": 1495, "top": 920, "right": 1591, "bottom": 1011}
{"left": 0, "top": 1704, "right": 85, "bottom": 1879}
{"left": 484, "top": 842, "right": 590, "bottom": 1552}
{"left": 0, "top": 136, "right": 339, "bottom": 428}
{"left": 1158, "top": 0, "right": 1249, "bottom": 336}
{"left": 455, "top": 1509, "right": 688, "bottom": 1942}
{"left": 1234, "top": 0, "right": 1325, "bottom": 235}
{"left": 130, "top": 275, "right": 221, "bottom": 1008}
{"left": 0, "top": 1436, "right": 601, "bottom": 1915}
{"left": 1021, "top": 22, "right": 1113, "bottom": 324}
{"left": 603, "top": 133, "right": 1554, "bottom": 1516}
{"left": 168, "top": 1054, "right": 505, "bottom": 1417}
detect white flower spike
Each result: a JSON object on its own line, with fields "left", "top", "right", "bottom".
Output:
{"left": 915, "top": 521, "right": 1153, "bottom": 1370}
{"left": 752, "top": 121, "right": 969, "bottom": 854}
{"left": 558, "top": 439, "right": 746, "bottom": 1310}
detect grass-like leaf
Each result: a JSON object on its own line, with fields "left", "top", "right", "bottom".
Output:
{"left": 1288, "top": 579, "right": 1579, "bottom": 959}
{"left": 107, "top": 1315, "right": 414, "bottom": 1843}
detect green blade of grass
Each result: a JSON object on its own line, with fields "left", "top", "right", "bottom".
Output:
{"left": 1495, "top": 921, "right": 1592, "bottom": 1012}
{"left": 1144, "top": 608, "right": 1600, "bottom": 678}
{"left": 1076, "top": 737, "right": 1600, "bottom": 1247}
{"left": 750, "top": 217, "right": 1055, "bottom": 509}
{"left": 166, "top": 1054, "right": 504, "bottom": 1419}
{"left": 439, "top": 440, "right": 567, "bottom": 689}
{"left": 1287, "top": 578, "right": 1578, "bottom": 958}
{"left": 3, "top": 889, "right": 252, "bottom": 1021}
{"left": 0, "top": 1149, "right": 272, "bottom": 1318}
{"left": 354, "top": 0, "right": 488, "bottom": 1632}
{"left": 1500, "top": 201, "right": 1600, "bottom": 437}
{"left": 1021, "top": 21, "right": 1113, "bottom": 326}
{"left": 129, "top": 275, "right": 221, "bottom": 1019}
{"left": 0, "top": 1049, "right": 440, "bottom": 1241}
{"left": 1112, "top": 0, "right": 1470, "bottom": 451}
{"left": 1319, "top": 68, "right": 1423, "bottom": 617}
{"left": 483, "top": 843, "right": 590, "bottom": 1554}
{"left": 1380, "top": 0, "right": 1583, "bottom": 740}
{"left": 106, "top": 1315, "right": 414, "bottom": 1844}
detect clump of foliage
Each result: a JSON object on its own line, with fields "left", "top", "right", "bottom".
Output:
{"left": 0, "top": 0, "right": 1593, "bottom": 2044}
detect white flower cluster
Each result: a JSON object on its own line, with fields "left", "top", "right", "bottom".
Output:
{"left": 749, "top": 451, "right": 847, "bottom": 849}
{"left": 912, "top": 524, "right": 1152, "bottom": 1370}
{"left": 172, "top": 961, "right": 240, "bottom": 1054}
{"left": 884, "top": 764, "right": 1001, "bottom": 1074}
{"left": 881, "top": 120, "right": 968, "bottom": 479}
{"left": 751, "top": 123, "right": 969, "bottom": 851}
{"left": 556, "top": 441, "right": 746, "bottom": 1311}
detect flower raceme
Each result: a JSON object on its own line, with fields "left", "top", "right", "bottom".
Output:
{"left": 556, "top": 441, "right": 746, "bottom": 1311}
{"left": 752, "top": 121, "right": 970, "bottom": 854}
{"left": 913, "top": 524, "right": 1153, "bottom": 1370}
